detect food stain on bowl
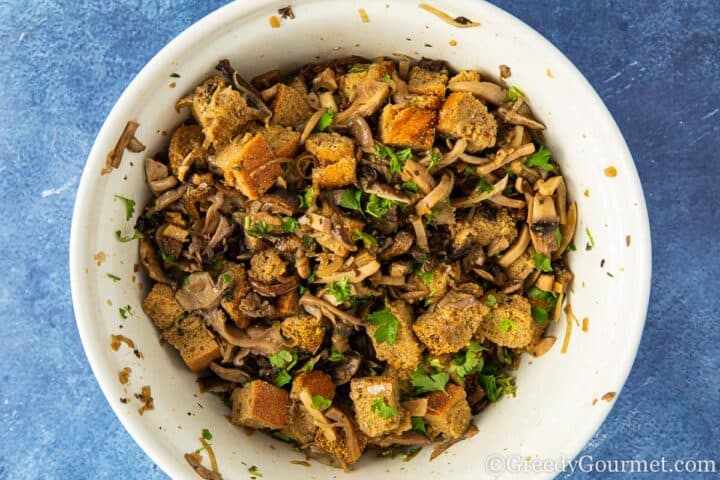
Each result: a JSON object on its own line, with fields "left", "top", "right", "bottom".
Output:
{"left": 604, "top": 166, "right": 617, "bottom": 177}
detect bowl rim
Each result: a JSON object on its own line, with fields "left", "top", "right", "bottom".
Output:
{"left": 70, "top": 1, "right": 652, "bottom": 478}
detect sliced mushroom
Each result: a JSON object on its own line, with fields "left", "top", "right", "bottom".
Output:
{"left": 330, "top": 350, "right": 362, "bottom": 385}
{"left": 416, "top": 173, "right": 453, "bottom": 216}
{"left": 554, "top": 201, "right": 577, "bottom": 259}
{"left": 152, "top": 184, "right": 187, "bottom": 212}
{"left": 249, "top": 276, "right": 300, "bottom": 297}
{"left": 314, "top": 259, "right": 381, "bottom": 284}
{"left": 209, "top": 362, "right": 251, "bottom": 384}
{"left": 452, "top": 175, "right": 508, "bottom": 208}
{"left": 350, "top": 116, "right": 375, "bottom": 152}
{"left": 360, "top": 178, "right": 412, "bottom": 204}
{"left": 299, "top": 293, "right": 365, "bottom": 326}
{"left": 215, "top": 59, "right": 271, "bottom": 122}
{"left": 312, "top": 67, "right": 338, "bottom": 92}
{"left": 498, "top": 107, "right": 545, "bottom": 130}
{"left": 529, "top": 194, "right": 560, "bottom": 256}
{"left": 475, "top": 143, "right": 535, "bottom": 176}
{"left": 448, "top": 81, "right": 507, "bottom": 106}
{"left": 139, "top": 237, "right": 170, "bottom": 283}
{"left": 498, "top": 225, "right": 530, "bottom": 268}
{"left": 205, "top": 309, "right": 287, "bottom": 355}
{"left": 334, "top": 80, "right": 390, "bottom": 125}
{"left": 401, "top": 160, "right": 436, "bottom": 194}
{"left": 175, "top": 272, "right": 229, "bottom": 311}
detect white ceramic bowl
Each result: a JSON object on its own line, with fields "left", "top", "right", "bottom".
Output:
{"left": 70, "top": 1, "right": 651, "bottom": 478}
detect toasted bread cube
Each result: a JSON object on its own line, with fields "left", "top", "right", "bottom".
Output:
{"left": 312, "top": 156, "right": 357, "bottom": 188}
{"left": 305, "top": 133, "right": 356, "bottom": 165}
{"left": 280, "top": 314, "right": 325, "bottom": 353}
{"left": 182, "top": 76, "right": 254, "bottom": 149}
{"left": 249, "top": 248, "right": 288, "bottom": 284}
{"left": 168, "top": 124, "right": 205, "bottom": 181}
{"left": 413, "top": 291, "right": 489, "bottom": 355}
{"left": 350, "top": 376, "right": 406, "bottom": 438}
{"left": 214, "top": 133, "right": 280, "bottom": 199}
{"left": 437, "top": 92, "right": 498, "bottom": 152}
{"left": 476, "top": 294, "right": 534, "bottom": 348}
{"left": 219, "top": 262, "right": 252, "bottom": 328}
{"left": 504, "top": 249, "right": 536, "bottom": 282}
{"left": 408, "top": 65, "right": 449, "bottom": 98}
{"left": 448, "top": 69, "right": 481, "bottom": 86}
{"left": 279, "top": 401, "right": 317, "bottom": 444}
{"left": 407, "top": 94, "right": 443, "bottom": 110}
{"left": 339, "top": 60, "right": 396, "bottom": 104}
{"left": 290, "top": 371, "right": 335, "bottom": 402}
{"left": 162, "top": 315, "right": 221, "bottom": 372}
{"left": 276, "top": 289, "right": 299, "bottom": 317}
{"left": 271, "top": 83, "right": 312, "bottom": 127}
{"left": 449, "top": 207, "right": 518, "bottom": 250}
{"left": 262, "top": 125, "right": 301, "bottom": 158}
{"left": 378, "top": 104, "right": 437, "bottom": 151}
{"left": 312, "top": 412, "right": 368, "bottom": 465}
{"left": 367, "top": 301, "right": 423, "bottom": 372}
{"left": 231, "top": 380, "right": 290, "bottom": 430}
{"left": 142, "top": 284, "right": 183, "bottom": 330}
{"left": 424, "top": 384, "right": 472, "bottom": 439}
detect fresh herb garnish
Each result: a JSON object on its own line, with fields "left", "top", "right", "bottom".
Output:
{"left": 328, "top": 347, "right": 344, "bottom": 362}
{"left": 401, "top": 181, "right": 419, "bottom": 193}
{"left": 352, "top": 229, "right": 378, "bottom": 248}
{"left": 477, "top": 178, "right": 494, "bottom": 193}
{"left": 531, "top": 306, "right": 548, "bottom": 324}
{"left": 410, "top": 364, "right": 449, "bottom": 394}
{"left": 348, "top": 64, "right": 369, "bottom": 73}
{"left": 298, "top": 187, "right": 315, "bottom": 209}
{"left": 525, "top": 146, "right": 554, "bottom": 172}
{"left": 107, "top": 273, "right": 121, "bottom": 282}
{"left": 274, "top": 370, "right": 292, "bottom": 387}
{"left": 248, "top": 466, "right": 263, "bottom": 478}
{"left": 376, "top": 145, "right": 412, "bottom": 175}
{"left": 568, "top": 241, "right": 577, "bottom": 252}
{"left": 381, "top": 73, "right": 393, "bottom": 85}
{"left": 114, "top": 195, "right": 136, "bottom": 220}
{"left": 499, "top": 317, "right": 514, "bottom": 332}
{"left": 115, "top": 230, "right": 143, "bottom": 242}
{"left": 327, "top": 276, "right": 351, "bottom": 303}
{"left": 411, "top": 416, "right": 428, "bottom": 436}
{"left": 220, "top": 273, "right": 232, "bottom": 284}
{"left": 311, "top": 394, "right": 332, "bottom": 411}
{"left": 302, "top": 235, "right": 315, "bottom": 250}
{"left": 554, "top": 228, "right": 563, "bottom": 245}
{"left": 428, "top": 150, "right": 442, "bottom": 169}
{"left": 201, "top": 428, "right": 213, "bottom": 441}
{"left": 119, "top": 305, "right": 132, "bottom": 319}
{"left": 244, "top": 217, "right": 272, "bottom": 238}
{"left": 281, "top": 217, "right": 300, "bottom": 233}
{"left": 365, "top": 193, "right": 398, "bottom": 218}
{"left": 585, "top": 227, "right": 595, "bottom": 250}
{"left": 527, "top": 286, "right": 558, "bottom": 308}
{"left": 272, "top": 431, "right": 292, "bottom": 442}
{"left": 505, "top": 85, "right": 525, "bottom": 102}
{"left": 314, "top": 107, "right": 334, "bottom": 132}
{"left": 448, "top": 342, "right": 485, "bottom": 379}
{"left": 339, "top": 188, "right": 363, "bottom": 213}
{"left": 160, "top": 251, "right": 176, "bottom": 264}
{"left": 371, "top": 397, "right": 398, "bottom": 419}
{"left": 367, "top": 307, "right": 399, "bottom": 345}
{"left": 532, "top": 252, "right": 553, "bottom": 272}
{"left": 269, "top": 350, "right": 297, "bottom": 370}
{"left": 484, "top": 294, "right": 497, "bottom": 307}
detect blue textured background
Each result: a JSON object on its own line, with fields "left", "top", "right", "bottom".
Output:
{"left": 0, "top": 1, "right": 718, "bottom": 478}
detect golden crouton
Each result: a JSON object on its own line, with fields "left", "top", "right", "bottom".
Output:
{"left": 168, "top": 124, "right": 205, "bottom": 181}
{"left": 413, "top": 291, "right": 489, "bottom": 355}
{"left": 271, "top": 83, "right": 312, "bottom": 127}
{"left": 449, "top": 207, "right": 518, "bottom": 249}
{"left": 448, "top": 69, "right": 481, "bottom": 86}
{"left": 504, "top": 249, "right": 536, "bottom": 282}
{"left": 248, "top": 249, "right": 288, "bottom": 284}
{"left": 378, "top": 104, "right": 437, "bottom": 151}
{"left": 424, "top": 383, "right": 472, "bottom": 439}
{"left": 305, "top": 133, "right": 356, "bottom": 165}
{"left": 367, "top": 300, "right": 423, "bottom": 372}
{"left": 219, "top": 262, "right": 252, "bottom": 328}
{"left": 408, "top": 65, "right": 449, "bottom": 98}
{"left": 214, "top": 133, "right": 280, "bottom": 199}
{"left": 437, "top": 92, "right": 498, "bottom": 152}
{"left": 231, "top": 380, "right": 290, "bottom": 430}
{"left": 162, "top": 315, "right": 221, "bottom": 372}
{"left": 406, "top": 263, "right": 451, "bottom": 302}
{"left": 276, "top": 289, "right": 299, "bottom": 317}
{"left": 476, "top": 294, "right": 534, "bottom": 348}
{"left": 349, "top": 376, "right": 405, "bottom": 438}
{"left": 262, "top": 124, "right": 301, "bottom": 158}
{"left": 279, "top": 401, "right": 317, "bottom": 444}
{"left": 142, "top": 284, "right": 183, "bottom": 330}
{"left": 312, "top": 156, "right": 357, "bottom": 189}
{"left": 290, "top": 371, "right": 336, "bottom": 402}
{"left": 408, "top": 94, "right": 443, "bottom": 110}
{"left": 280, "top": 314, "right": 325, "bottom": 353}
{"left": 182, "top": 76, "right": 255, "bottom": 149}
{"left": 338, "top": 60, "right": 396, "bottom": 104}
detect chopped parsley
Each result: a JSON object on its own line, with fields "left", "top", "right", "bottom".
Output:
{"left": 484, "top": 294, "right": 497, "bottom": 307}
{"left": 220, "top": 273, "right": 232, "bottom": 284}
{"left": 274, "top": 370, "right": 292, "bottom": 387}
{"left": 352, "top": 229, "right": 378, "bottom": 248}
{"left": 568, "top": 241, "right": 577, "bottom": 252}
{"left": 381, "top": 73, "right": 393, "bottom": 85}
{"left": 412, "top": 262, "right": 434, "bottom": 286}
{"left": 160, "top": 251, "right": 176, "bottom": 264}
{"left": 327, "top": 276, "right": 351, "bottom": 303}
{"left": 119, "top": 305, "right": 133, "bottom": 319}
{"left": 301, "top": 235, "right": 315, "bottom": 250}
{"left": 339, "top": 188, "right": 363, "bottom": 213}
{"left": 348, "top": 64, "right": 369, "bottom": 73}
{"left": 401, "top": 181, "right": 419, "bottom": 193}
{"left": 448, "top": 342, "right": 485, "bottom": 379}
{"left": 269, "top": 350, "right": 297, "bottom": 370}
{"left": 328, "top": 347, "right": 344, "bottom": 362}
{"left": 376, "top": 144, "right": 412, "bottom": 174}
{"left": 308, "top": 270, "right": 317, "bottom": 282}
{"left": 248, "top": 466, "right": 263, "bottom": 478}
{"left": 365, "top": 193, "right": 398, "bottom": 219}
{"left": 244, "top": 217, "right": 272, "bottom": 238}
{"left": 201, "top": 428, "right": 213, "bottom": 441}
{"left": 371, "top": 397, "right": 398, "bottom": 419}
{"left": 115, "top": 230, "right": 143, "bottom": 242}
{"left": 532, "top": 252, "right": 553, "bottom": 272}
{"left": 170, "top": 72, "right": 181, "bottom": 78}
{"left": 311, "top": 394, "right": 332, "bottom": 411}
{"left": 272, "top": 431, "right": 292, "bottom": 442}
{"left": 411, "top": 416, "right": 428, "bottom": 436}
{"left": 505, "top": 85, "right": 525, "bottom": 102}
{"left": 410, "top": 364, "right": 449, "bottom": 394}
{"left": 479, "top": 372, "right": 516, "bottom": 402}
{"left": 281, "top": 217, "right": 300, "bottom": 233}
{"left": 585, "top": 227, "right": 595, "bottom": 250}
{"left": 298, "top": 187, "right": 315, "bottom": 209}
{"left": 106, "top": 273, "right": 121, "bottom": 282}
{"left": 114, "top": 195, "right": 136, "bottom": 220}
{"left": 531, "top": 306, "right": 548, "bottom": 324}
{"left": 554, "top": 228, "right": 563, "bottom": 245}
{"left": 428, "top": 150, "right": 442, "bottom": 169}
{"left": 527, "top": 286, "right": 558, "bottom": 308}
{"left": 499, "top": 317, "right": 514, "bottom": 332}
{"left": 477, "top": 178, "right": 494, "bottom": 193}
{"left": 525, "top": 146, "right": 554, "bottom": 172}
{"left": 367, "top": 307, "right": 399, "bottom": 345}
{"left": 315, "top": 108, "right": 334, "bottom": 132}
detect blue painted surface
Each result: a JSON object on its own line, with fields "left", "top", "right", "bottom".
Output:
{"left": 0, "top": 1, "right": 717, "bottom": 478}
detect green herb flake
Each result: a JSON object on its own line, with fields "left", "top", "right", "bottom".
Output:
{"left": 365, "top": 193, "right": 397, "bottom": 219}
{"left": 411, "top": 416, "right": 428, "bottom": 436}
{"left": 328, "top": 347, "right": 344, "bottom": 362}
{"left": 107, "top": 273, "right": 121, "bottom": 282}
{"left": 160, "top": 251, "right": 176, "bottom": 264}
{"left": 274, "top": 370, "right": 292, "bottom": 387}
{"left": 527, "top": 286, "right": 558, "bottom": 308}
{"left": 448, "top": 342, "right": 485, "bottom": 379}
{"left": 298, "top": 187, "right": 315, "bottom": 209}
{"left": 371, "top": 397, "right": 398, "bottom": 419}
{"left": 327, "top": 276, "right": 351, "bottom": 303}
{"left": 281, "top": 217, "right": 300, "bottom": 233}
{"left": 376, "top": 145, "right": 411, "bottom": 175}
{"left": 428, "top": 150, "right": 442, "bottom": 169}
{"left": 308, "top": 270, "right": 317, "bottom": 282}
{"left": 221, "top": 273, "right": 232, "bottom": 284}
{"left": 269, "top": 350, "right": 297, "bottom": 370}
{"left": 381, "top": 73, "right": 393, "bottom": 85}
{"left": 348, "top": 64, "right": 369, "bottom": 73}
{"left": 568, "top": 241, "right": 577, "bottom": 252}
{"left": 302, "top": 235, "right": 315, "bottom": 250}
{"left": 367, "top": 308, "right": 399, "bottom": 345}
{"left": 272, "top": 431, "right": 292, "bottom": 442}
{"left": 201, "top": 428, "right": 213, "bottom": 441}
{"left": 114, "top": 195, "right": 136, "bottom": 220}
{"left": 170, "top": 73, "right": 181, "bottom": 78}
{"left": 298, "top": 284, "right": 308, "bottom": 296}
{"left": 477, "top": 178, "right": 494, "bottom": 193}
{"left": 401, "top": 181, "right": 419, "bottom": 193}
{"left": 525, "top": 146, "right": 554, "bottom": 172}
{"left": 311, "top": 394, "right": 332, "bottom": 411}
{"left": 499, "top": 317, "right": 514, "bottom": 332}
{"left": 352, "top": 229, "right": 378, "bottom": 248}
{"left": 245, "top": 217, "right": 272, "bottom": 238}
{"left": 248, "top": 466, "right": 263, "bottom": 478}
{"left": 554, "top": 228, "right": 563, "bottom": 246}
{"left": 484, "top": 294, "right": 497, "bottom": 307}
{"left": 532, "top": 252, "right": 553, "bottom": 272}
{"left": 531, "top": 306, "right": 548, "bottom": 324}
{"left": 119, "top": 305, "right": 132, "bottom": 319}
{"left": 314, "top": 107, "right": 334, "bottom": 132}
{"left": 339, "top": 188, "right": 363, "bottom": 213}
{"left": 506, "top": 85, "right": 525, "bottom": 102}
{"left": 410, "top": 365, "right": 449, "bottom": 394}
{"left": 115, "top": 230, "right": 144, "bottom": 242}
{"left": 585, "top": 227, "right": 595, "bottom": 250}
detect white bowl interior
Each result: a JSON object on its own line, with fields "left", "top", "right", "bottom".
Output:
{"left": 70, "top": 1, "right": 651, "bottom": 479}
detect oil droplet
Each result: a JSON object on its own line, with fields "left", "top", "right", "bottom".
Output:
{"left": 449, "top": 39, "right": 457, "bottom": 46}
{"left": 546, "top": 68, "right": 555, "bottom": 78}
{"left": 584, "top": 188, "right": 590, "bottom": 197}
{"left": 358, "top": 8, "right": 369, "bottom": 23}
{"left": 582, "top": 317, "right": 589, "bottom": 332}
{"left": 269, "top": 15, "right": 281, "bottom": 28}
{"left": 604, "top": 166, "right": 617, "bottom": 177}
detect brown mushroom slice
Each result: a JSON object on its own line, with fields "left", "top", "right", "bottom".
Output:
{"left": 458, "top": 151, "right": 493, "bottom": 165}
{"left": 378, "top": 231, "right": 414, "bottom": 261}
{"left": 139, "top": 237, "right": 170, "bottom": 284}
{"left": 536, "top": 175, "right": 564, "bottom": 196}
{"left": 205, "top": 310, "right": 287, "bottom": 355}
{"left": 330, "top": 351, "right": 362, "bottom": 385}
{"left": 510, "top": 125, "right": 525, "bottom": 148}
{"left": 295, "top": 249, "right": 311, "bottom": 279}
{"left": 410, "top": 217, "right": 429, "bottom": 252}
{"left": 215, "top": 59, "right": 272, "bottom": 122}
{"left": 300, "top": 109, "right": 325, "bottom": 144}
{"left": 498, "top": 107, "right": 546, "bottom": 130}
{"left": 334, "top": 80, "right": 390, "bottom": 125}
{"left": 175, "top": 272, "right": 229, "bottom": 311}
{"left": 318, "top": 91, "right": 338, "bottom": 113}
{"left": 554, "top": 177, "right": 568, "bottom": 226}
{"left": 535, "top": 273, "right": 555, "bottom": 291}
{"left": 361, "top": 180, "right": 412, "bottom": 204}
{"left": 249, "top": 276, "right": 300, "bottom": 297}
{"left": 298, "top": 389, "right": 337, "bottom": 442}
{"left": 376, "top": 275, "right": 406, "bottom": 286}
{"left": 487, "top": 237, "right": 510, "bottom": 257}
{"left": 452, "top": 175, "right": 508, "bottom": 208}
{"left": 401, "top": 398, "right": 428, "bottom": 417}
{"left": 145, "top": 159, "right": 177, "bottom": 194}
{"left": 315, "top": 259, "right": 381, "bottom": 284}
{"left": 448, "top": 81, "right": 506, "bottom": 106}
{"left": 324, "top": 407, "right": 362, "bottom": 463}
{"left": 475, "top": 143, "right": 535, "bottom": 176}
{"left": 350, "top": 116, "right": 375, "bottom": 153}
{"left": 401, "top": 160, "right": 436, "bottom": 194}
{"left": 300, "top": 213, "right": 333, "bottom": 233}
{"left": 152, "top": 184, "right": 187, "bottom": 212}
{"left": 103, "top": 120, "right": 142, "bottom": 174}
{"left": 529, "top": 194, "right": 560, "bottom": 256}
{"left": 299, "top": 293, "right": 365, "bottom": 327}
{"left": 489, "top": 195, "right": 526, "bottom": 209}
{"left": 498, "top": 225, "right": 531, "bottom": 268}
{"left": 433, "top": 138, "right": 467, "bottom": 170}
{"left": 416, "top": 173, "right": 454, "bottom": 216}
{"left": 373, "top": 431, "right": 431, "bottom": 448}
{"left": 313, "top": 68, "right": 338, "bottom": 92}
{"left": 529, "top": 336, "right": 557, "bottom": 357}
{"left": 260, "top": 84, "right": 278, "bottom": 102}
{"left": 554, "top": 201, "right": 577, "bottom": 259}
{"left": 209, "top": 362, "right": 251, "bottom": 384}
